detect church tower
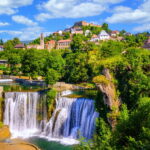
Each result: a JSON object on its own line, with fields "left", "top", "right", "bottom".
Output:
{"left": 40, "top": 33, "right": 45, "bottom": 49}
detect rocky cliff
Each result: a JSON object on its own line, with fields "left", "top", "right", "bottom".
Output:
{"left": 93, "top": 68, "right": 121, "bottom": 128}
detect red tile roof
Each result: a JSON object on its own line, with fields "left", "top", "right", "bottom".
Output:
{"left": 92, "top": 34, "right": 98, "bottom": 38}
{"left": 47, "top": 40, "right": 56, "bottom": 44}
{"left": 111, "top": 30, "right": 119, "bottom": 34}
{"left": 15, "top": 43, "right": 25, "bottom": 48}
{"left": 58, "top": 39, "right": 72, "bottom": 43}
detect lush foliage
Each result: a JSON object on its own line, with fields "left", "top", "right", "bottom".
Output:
{"left": 1, "top": 31, "right": 150, "bottom": 149}
{"left": 46, "top": 88, "right": 57, "bottom": 119}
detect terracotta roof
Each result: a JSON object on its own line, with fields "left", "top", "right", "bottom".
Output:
{"left": 15, "top": 43, "right": 25, "bottom": 48}
{"left": 111, "top": 30, "right": 119, "bottom": 34}
{"left": 58, "top": 39, "right": 72, "bottom": 43}
{"left": 47, "top": 40, "right": 56, "bottom": 44}
{"left": 92, "top": 34, "right": 98, "bottom": 38}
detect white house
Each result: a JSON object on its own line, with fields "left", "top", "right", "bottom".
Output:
{"left": 0, "top": 45, "right": 4, "bottom": 51}
{"left": 110, "top": 30, "right": 119, "bottom": 37}
{"left": 85, "top": 30, "right": 92, "bottom": 36}
{"left": 90, "top": 34, "right": 99, "bottom": 42}
{"left": 98, "top": 30, "right": 110, "bottom": 40}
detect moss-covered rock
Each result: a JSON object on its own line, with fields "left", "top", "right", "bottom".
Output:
{"left": 93, "top": 75, "right": 110, "bottom": 85}
{"left": 46, "top": 89, "right": 57, "bottom": 120}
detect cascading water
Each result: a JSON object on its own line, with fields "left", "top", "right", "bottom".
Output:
{"left": 3, "top": 90, "right": 99, "bottom": 144}
{"left": 4, "top": 92, "right": 47, "bottom": 138}
{"left": 43, "top": 95, "right": 99, "bottom": 140}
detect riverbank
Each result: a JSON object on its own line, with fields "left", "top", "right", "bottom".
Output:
{"left": 0, "top": 139, "right": 41, "bottom": 150}
{"left": 0, "top": 126, "right": 41, "bottom": 150}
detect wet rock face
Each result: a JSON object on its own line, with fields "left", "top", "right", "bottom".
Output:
{"left": 0, "top": 125, "right": 11, "bottom": 141}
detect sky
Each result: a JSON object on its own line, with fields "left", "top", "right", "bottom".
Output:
{"left": 0, "top": 0, "right": 150, "bottom": 41}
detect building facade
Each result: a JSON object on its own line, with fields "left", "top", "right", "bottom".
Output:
{"left": 0, "top": 46, "right": 4, "bottom": 51}
{"left": 45, "top": 40, "right": 56, "bottom": 51}
{"left": 143, "top": 37, "right": 150, "bottom": 49}
{"left": 57, "top": 39, "right": 71, "bottom": 49}
{"left": 98, "top": 30, "right": 110, "bottom": 40}
{"left": 74, "top": 21, "right": 101, "bottom": 27}
{"left": 90, "top": 34, "right": 99, "bottom": 42}
{"left": 14, "top": 43, "right": 25, "bottom": 49}
{"left": 110, "top": 30, "right": 120, "bottom": 37}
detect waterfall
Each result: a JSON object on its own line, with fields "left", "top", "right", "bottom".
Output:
{"left": 43, "top": 94, "right": 99, "bottom": 140}
{"left": 4, "top": 91, "right": 99, "bottom": 144}
{"left": 4, "top": 92, "right": 47, "bottom": 138}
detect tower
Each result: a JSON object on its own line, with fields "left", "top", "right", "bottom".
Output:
{"left": 40, "top": 33, "right": 44, "bottom": 49}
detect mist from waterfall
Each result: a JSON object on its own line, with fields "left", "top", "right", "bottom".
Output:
{"left": 4, "top": 91, "right": 99, "bottom": 144}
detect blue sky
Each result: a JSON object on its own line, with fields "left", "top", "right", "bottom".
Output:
{"left": 0, "top": 0, "right": 149, "bottom": 41}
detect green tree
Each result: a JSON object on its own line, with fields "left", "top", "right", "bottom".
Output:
{"left": 4, "top": 37, "right": 21, "bottom": 50}
{"left": 64, "top": 52, "right": 89, "bottom": 83}
{"left": 100, "top": 40, "right": 125, "bottom": 58}
{"left": 45, "top": 68, "right": 60, "bottom": 85}
{"left": 63, "top": 32, "right": 70, "bottom": 39}
{"left": 102, "top": 23, "right": 110, "bottom": 32}
{"left": 0, "top": 39, "right": 3, "bottom": 45}
{"left": 8, "top": 53, "right": 21, "bottom": 75}
{"left": 45, "top": 51, "right": 65, "bottom": 77}
{"left": 71, "top": 34, "right": 86, "bottom": 52}
{"left": 21, "top": 49, "right": 47, "bottom": 78}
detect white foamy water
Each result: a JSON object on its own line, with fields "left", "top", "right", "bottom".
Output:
{"left": 4, "top": 91, "right": 99, "bottom": 145}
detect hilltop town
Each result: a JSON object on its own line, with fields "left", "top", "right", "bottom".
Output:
{"left": 0, "top": 21, "right": 149, "bottom": 51}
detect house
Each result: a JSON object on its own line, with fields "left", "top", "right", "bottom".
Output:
{"left": 27, "top": 45, "right": 38, "bottom": 49}
{"left": 57, "top": 39, "right": 72, "bottom": 49}
{"left": 110, "top": 30, "right": 119, "bottom": 37}
{"left": 0, "top": 60, "right": 8, "bottom": 67}
{"left": 85, "top": 30, "right": 92, "bottom": 36}
{"left": 71, "top": 27, "right": 83, "bottom": 34}
{"left": 73, "top": 21, "right": 101, "bottom": 27}
{"left": 90, "top": 34, "right": 99, "bottom": 42}
{"left": 98, "top": 30, "right": 110, "bottom": 40}
{"left": 64, "top": 28, "right": 71, "bottom": 32}
{"left": 124, "top": 32, "right": 132, "bottom": 36}
{"left": 0, "top": 45, "right": 4, "bottom": 51}
{"left": 143, "top": 37, "right": 150, "bottom": 49}
{"left": 53, "top": 30, "right": 63, "bottom": 35}
{"left": 14, "top": 43, "right": 25, "bottom": 49}
{"left": 45, "top": 40, "right": 56, "bottom": 51}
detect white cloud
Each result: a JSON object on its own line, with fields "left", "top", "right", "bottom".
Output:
{"left": 0, "top": 30, "right": 22, "bottom": 35}
{"left": 0, "top": 0, "right": 33, "bottom": 15}
{"left": 19, "top": 26, "right": 43, "bottom": 40}
{"left": 105, "top": 0, "right": 150, "bottom": 32}
{"left": 36, "top": 0, "right": 123, "bottom": 21}
{"left": 133, "top": 24, "right": 150, "bottom": 32}
{"left": 0, "top": 26, "right": 46, "bottom": 41}
{"left": 12, "top": 15, "right": 37, "bottom": 26}
{"left": 0, "top": 22, "right": 10, "bottom": 26}
{"left": 106, "top": 9, "right": 148, "bottom": 23}
{"left": 113, "top": 6, "right": 132, "bottom": 13}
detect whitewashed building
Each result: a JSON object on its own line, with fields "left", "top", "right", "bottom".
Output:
{"left": 0, "top": 45, "right": 4, "bottom": 51}
{"left": 85, "top": 30, "right": 92, "bottom": 36}
{"left": 98, "top": 30, "right": 110, "bottom": 40}
{"left": 90, "top": 34, "right": 99, "bottom": 42}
